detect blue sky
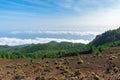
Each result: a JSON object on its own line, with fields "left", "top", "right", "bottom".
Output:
{"left": 0, "top": 0, "right": 120, "bottom": 31}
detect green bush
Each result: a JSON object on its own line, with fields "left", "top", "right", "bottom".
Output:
{"left": 95, "top": 49, "right": 102, "bottom": 56}
{"left": 30, "top": 58, "right": 35, "bottom": 64}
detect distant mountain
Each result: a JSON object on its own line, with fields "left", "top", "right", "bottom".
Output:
{"left": 0, "top": 41, "right": 88, "bottom": 58}
{"left": 0, "top": 41, "right": 86, "bottom": 53}
{"left": 90, "top": 27, "right": 120, "bottom": 47}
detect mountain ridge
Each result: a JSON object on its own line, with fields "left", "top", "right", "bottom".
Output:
{"left": 90, "top": 27, "right": 120, "bottom": 47}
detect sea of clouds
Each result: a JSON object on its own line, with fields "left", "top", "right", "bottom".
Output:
{"left": 11, "top": 30, "right": 101, "bottom": 36}
{"left": 0, "top": 37, "right": 90, "bottom": 46}
{"left": 0, "top": 30, "right": 103, "bottom": 46}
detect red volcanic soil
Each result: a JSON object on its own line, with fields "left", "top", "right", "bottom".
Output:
{"left": 0, "top": 47, "right": 120, "bottom": 80}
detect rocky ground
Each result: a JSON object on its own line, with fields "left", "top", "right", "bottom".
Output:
{"left": 0, "top": 47, "right": 120, "bottom": 80}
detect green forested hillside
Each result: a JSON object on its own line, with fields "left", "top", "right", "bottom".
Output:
{"left": 90, "top": 27, "right": 120, "bottom": 47}
{"left": 0, "top": 41, "right": 90, "bottom": 59}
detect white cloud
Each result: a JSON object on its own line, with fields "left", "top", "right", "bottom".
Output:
{"left": 0, "top": 0, "right": 120, "bottom": 31}
{"left": 52, "top": 0, "right": 120, "bottom": 12}
{"left": 11, "top": 30, "right": 101, "bottom": 36}
{"left": 0, "top": 37, "right": 90, "bottom": 46}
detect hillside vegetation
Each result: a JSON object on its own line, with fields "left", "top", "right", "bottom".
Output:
{"left": 91, "top": 27, "right": 120, "bottom": 47}
{"left": 0, "top": 41, "right": 90, "bottom": 59}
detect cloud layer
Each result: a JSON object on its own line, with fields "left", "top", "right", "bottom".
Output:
{"left": 11, "top": 30, "right": 102, "bottom": 36}
{"left": 0, "top": 37, "right": 90, "bottom": 46}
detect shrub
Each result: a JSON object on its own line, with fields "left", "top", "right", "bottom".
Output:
{"left": 30, "top": 58, "right": 35, "bottom": 64}
{"left": 95, "top": 49, "right": 102, "bottom": 56}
